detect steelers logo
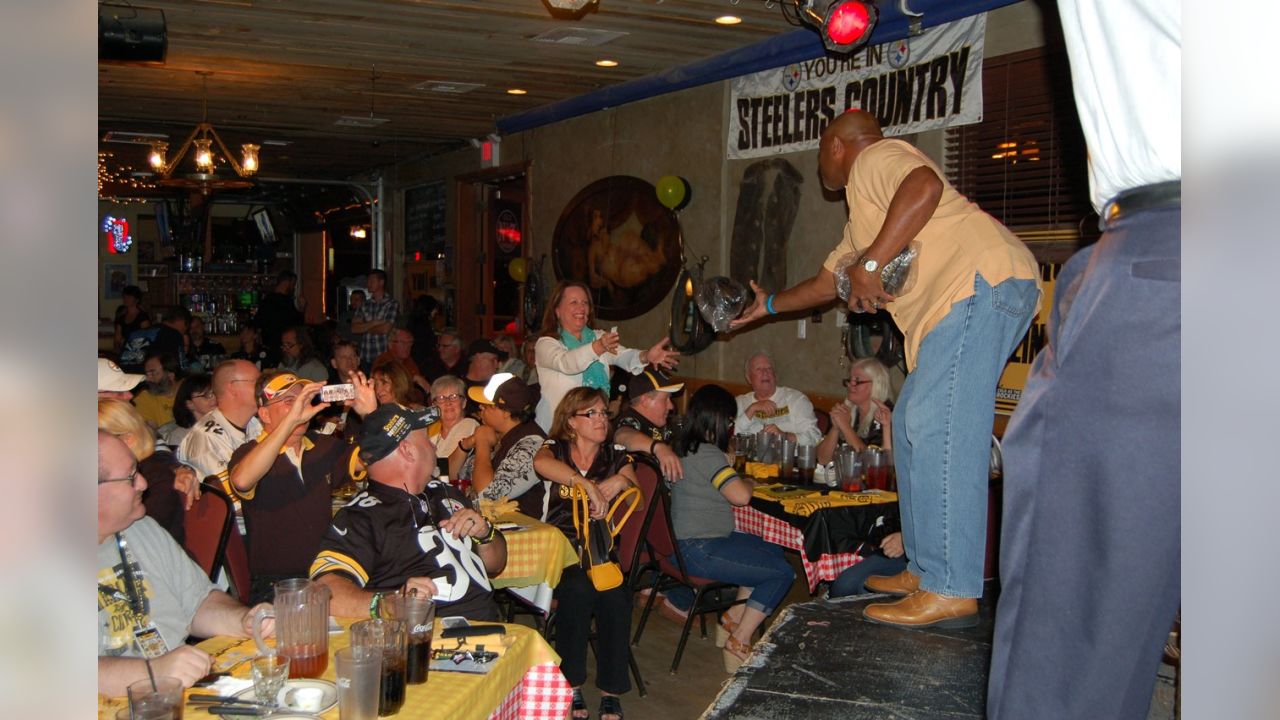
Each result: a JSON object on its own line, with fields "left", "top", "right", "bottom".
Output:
{"left": 781, "top": 64, "right": 802, "bottom": 92}
{"left": 888, "top": 39, "right": 910, "bottom": 69}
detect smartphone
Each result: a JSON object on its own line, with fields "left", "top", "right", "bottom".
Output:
{"left": 440, "top": 623, "right": 506, "bottom": 639}
{"left": 320, "top": 383, "right": 356, "bottom": 402}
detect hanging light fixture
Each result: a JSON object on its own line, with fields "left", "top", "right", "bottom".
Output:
{"left": 149, "top": 72, "right": 260, "bottom": 179}
{"left": 795, "top": 0, "right": 878, "bottom": 54}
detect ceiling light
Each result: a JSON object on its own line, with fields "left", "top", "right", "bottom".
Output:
{"left": 545, "top": 0, "right": 599, "bottom": 11}
{"left": 595, "top": 59, "right": 619, "bottom": 67}
{"left": 149, "top": 72, "right": 259, "bottom": 179}
{"left": 507, "top": 88, "right": 528, "bottom": 95}
{"left": 715, "top": 15, "right": 743, "bottom": 25}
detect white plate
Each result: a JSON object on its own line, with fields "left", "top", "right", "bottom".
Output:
{"left": 234, "top": 678, "right": 338, "bottom": 714}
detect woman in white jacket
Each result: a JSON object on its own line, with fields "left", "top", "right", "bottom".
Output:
{"left": 534, "top": 282, "right": 680, "bottom": 431}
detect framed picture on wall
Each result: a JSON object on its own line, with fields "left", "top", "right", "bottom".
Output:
{"left": 552, "top": 175, "right": 683, "bottom": 321}
{"left": 104, "top": 264, "right": 133, "bottom": 299}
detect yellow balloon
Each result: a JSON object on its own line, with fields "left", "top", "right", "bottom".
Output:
{"left": 656, "top": 175, "right": 687, "bottom": 210}
{"left": 508, "top": 257, "right": 528, "bottom": 282}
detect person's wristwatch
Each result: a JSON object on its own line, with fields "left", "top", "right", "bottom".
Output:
{"left": 861, "top": 256, "right": 880, "bottom": 273}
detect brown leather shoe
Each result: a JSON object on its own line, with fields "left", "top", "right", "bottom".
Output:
{"left": 862, "top": 590, "right": 979, "bottom": 629}
{"left": 864, "top": 569, "right": 921, "bottom": 597}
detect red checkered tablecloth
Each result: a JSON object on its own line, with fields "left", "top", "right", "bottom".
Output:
{"left": 733, "top": 503, "right": 863, "bottom": 592}
{"left": 491, "top": 662, "right": 572, "bottom": 720}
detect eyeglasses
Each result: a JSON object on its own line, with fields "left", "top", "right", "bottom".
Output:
{"left": 843, "top": 378, "right": 873, "bottom": 388}
{"left": 99, "top": 466, "right": 141, "bottom": 486}
{"left": 192, "top": 391, "right": 214, "bottom": 400}
{"left": 433, "top": 394, "right": 464, "bottom": 405}
{"left": 280, "top": 342, "right": 299, "bottom": 350}
{"left": 574, "top": 409, "right": 609, "bottom": 420}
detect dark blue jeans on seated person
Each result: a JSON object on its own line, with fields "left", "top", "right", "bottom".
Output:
{"left": 828, "top": 553, "right": 909, "bottom": 598}
{"left": 664, "top": 532, "right": 796, "bottom": 615}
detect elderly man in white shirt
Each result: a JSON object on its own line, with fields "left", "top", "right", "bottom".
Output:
{"left": 734, "top": 352, "right": 821, "bottom": 446}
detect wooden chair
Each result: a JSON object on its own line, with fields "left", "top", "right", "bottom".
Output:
{"left": 183, "top": 480, "right": 235, "bottom": 584}
{"left": 630, "top": 464, "right": 745, "bottom": 673}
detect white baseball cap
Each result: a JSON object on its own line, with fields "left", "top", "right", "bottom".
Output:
{"left": 98, "top": 358, "right": 144, "bottom": 393}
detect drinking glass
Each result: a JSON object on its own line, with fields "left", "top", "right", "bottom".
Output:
{"left": 795, "top": 444, "right": 817, "bottom": 484}
{"left": 127, "top": 677, "right": 183, "bottom": 720}
{"left": 837, "top": 447, "right": 863, "bottom": 492}
{"left": 379, "top": 591, "right": 436, "bottom": 684}
{"left": 862, "top": 448, "right": 890, "bottom": 491}
{"left": 335, "top": 646, "right": 383, "bottom": 720}
{"left": 779, "top": 438, "right": 797, "bottom": 481}
{"left": 351, "top": 618, "right": 407, "bottom": 717}
{"left": 251, "top": 654, "right": 290, "bottom": 705}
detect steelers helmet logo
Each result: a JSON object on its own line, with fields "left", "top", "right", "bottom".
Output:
{"left": 888, "top": 39, "right": 910, "bottom": 69}
{"left": 781, "top": 64, "right": 802, "bottom": 92}
{"left": 440, "top": 498, "right": 467, "bottom": 516}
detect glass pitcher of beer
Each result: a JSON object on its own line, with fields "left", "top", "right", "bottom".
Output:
{"left": 252, "top": 578, "right": 332, "bottom": 678}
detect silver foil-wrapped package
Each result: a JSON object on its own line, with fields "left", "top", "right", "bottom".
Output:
{"left": 696, "top": 276, "right": 755, "bottom": 333}
{"left": 832, "top": 242, "right": 921, "bottom": 302}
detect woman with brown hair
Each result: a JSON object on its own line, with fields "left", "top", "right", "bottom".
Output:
{"left": 532, "top": 387, "right": 636, "bottom": 720}
{"left": 533, "top": 281, "right": 679, "bottom": 432}
{"left": 370, "top": 358, "right": 425, "bottom": 407}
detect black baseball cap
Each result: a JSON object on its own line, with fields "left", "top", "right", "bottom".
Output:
{"left": 466, "top": 338, "right": 509, "bottom": 362}
{"left": 358, "top": 403, "right": 441, "bottom": 465}
{"left": 625, "top": 369, "right": 685, "bottom": 400}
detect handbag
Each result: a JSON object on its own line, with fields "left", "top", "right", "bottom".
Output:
{"left": 571, "top": 485, "right": 641, "bottom": 591}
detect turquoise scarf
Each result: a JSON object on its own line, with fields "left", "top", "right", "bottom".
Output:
{"left": 561, "top": 327, "right": 611, "bottom": 395}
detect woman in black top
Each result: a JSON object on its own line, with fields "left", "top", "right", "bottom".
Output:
{"left": 532, "top": 387, "right": 636, "bottom": 720}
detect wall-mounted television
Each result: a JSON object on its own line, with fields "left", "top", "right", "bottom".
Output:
{"left": 252, "top": 207, "right": 276, "bottom": 245}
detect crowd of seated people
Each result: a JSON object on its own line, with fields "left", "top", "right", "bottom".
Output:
{"left": 99, "top": 275, "right": 909, "bottom": 708}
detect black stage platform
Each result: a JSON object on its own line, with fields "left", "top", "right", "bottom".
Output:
{"left": 703, "top": 593, "right": 995, "bottom": 720}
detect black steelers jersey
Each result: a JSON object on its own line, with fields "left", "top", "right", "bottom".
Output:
{"left": 310, "top": 480, "right": 497, "bottom": 620}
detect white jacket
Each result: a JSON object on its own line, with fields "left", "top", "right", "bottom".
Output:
{"left": 534, "top": 333, "right": 644, "bottom": 431}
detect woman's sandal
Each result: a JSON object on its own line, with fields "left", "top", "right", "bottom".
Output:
{"left": 571, "top": 688, "right": 590, "bottom": 719}
{"left": 722, "top": 634, "right": 752, "bottom": 673}
{"left": 599, "top": 694, "right": 624, "bottom": 720}
{"left": 715, "top": 613, "right": 740, "bottom": 649}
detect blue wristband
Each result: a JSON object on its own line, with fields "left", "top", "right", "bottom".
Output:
{"left": 766, "top": 294, "right": 777, "bottom": 315}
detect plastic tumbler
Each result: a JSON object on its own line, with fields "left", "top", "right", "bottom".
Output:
{"left": 779, "top": 437, "right": 797, "bottom": 481}
{"left": 335, "top": 646, "right": 383, "bottom": 720}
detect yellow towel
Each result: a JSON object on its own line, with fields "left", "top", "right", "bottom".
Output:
{"left": 753, "top": 483, "right": 821, "bottom": 501}
{"left": 778, "top": 491, "right": 899, "bottom": 517}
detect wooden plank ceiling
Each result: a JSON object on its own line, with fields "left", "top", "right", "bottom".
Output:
{"left": 99, "top": 0, "right": 804, "bottom": 182}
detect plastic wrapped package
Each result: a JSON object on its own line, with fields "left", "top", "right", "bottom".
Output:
{"left": 695, "top": 276, "right": 755, "bottom": 333}
{"left": 832, "top": 242, "right": 921, "bottom": 302}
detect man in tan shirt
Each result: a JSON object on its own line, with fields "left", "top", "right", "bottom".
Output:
{"left": 733, "top": 110, "right": 1039, "bottom": 628}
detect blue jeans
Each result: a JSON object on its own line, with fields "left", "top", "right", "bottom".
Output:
{"left": 894, "top": 273, "right": 1038, "bottom": 598}
{"left": 670, "top": 532, "right": 795, "bottom": 615}
{"left": 828, "top": 553, "right": 909, "bottom": 598}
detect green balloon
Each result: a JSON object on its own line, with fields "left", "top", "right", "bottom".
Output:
{"left": 656, "top": 175, "right": 687, "bottom": 210}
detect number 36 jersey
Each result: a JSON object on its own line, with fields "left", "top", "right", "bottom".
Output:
{"left": 309, "top": 480, "right": 497, "bottom": 620}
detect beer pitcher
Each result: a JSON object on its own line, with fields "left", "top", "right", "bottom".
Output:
{"left": 252, "top": 578, "right": 332, "bottom": 678}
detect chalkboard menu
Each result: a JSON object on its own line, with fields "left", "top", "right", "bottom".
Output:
{"left": 404, "top": 180, "right": 446, "bottom": 253}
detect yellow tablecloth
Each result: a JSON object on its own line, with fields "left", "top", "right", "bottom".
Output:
{"left": 490, "top": 512, "right": 577, "bottom": 591}
{"left": 99, "top": 620, "right": 562, "bottom": 720}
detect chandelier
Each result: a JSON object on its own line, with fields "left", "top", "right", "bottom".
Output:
{"left": 148, "top": 72, "right": 259, "bottom": 179}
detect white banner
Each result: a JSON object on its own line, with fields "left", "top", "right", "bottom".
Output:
{"left": 727, "top": 15, "right": 986, "bottom": 159}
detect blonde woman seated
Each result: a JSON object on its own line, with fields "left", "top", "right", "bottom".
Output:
{"left": 98, "top": 399, "right": 201, "bottom": 545}
{"left": 532, "top": 387, "right": 636, "bottom": 720}
{"left": 461, "top": 373, "right": 546, "bottom": 504}
{"left": 817, "top": 358, "right": 894, "bottom": 466}
{"left": 427, "top": 375, "right": 479, "bottom": 479}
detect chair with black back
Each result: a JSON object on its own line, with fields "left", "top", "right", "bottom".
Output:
{"left": 631, "top": 466, "right": 746, "bottom": 673}
{"left": 183, "top": 480, "right": 235, "bottom": 583}
{"left": 815, "top": 407, "right": 831, "bottom": 436}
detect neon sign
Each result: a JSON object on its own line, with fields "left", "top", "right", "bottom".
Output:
{"left": 102, "top": 215, "right": 132, "bottom": 254}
